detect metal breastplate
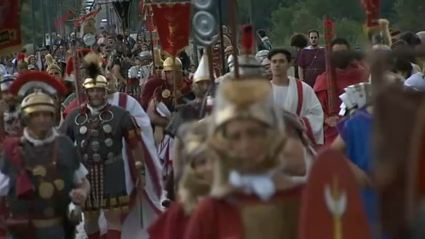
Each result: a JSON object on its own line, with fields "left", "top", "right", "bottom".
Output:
{"left": 73, "top": 107, "right": 129, "bottom": 212}
{"left": 7, "top": 139, "right": 75, "bottom": 219}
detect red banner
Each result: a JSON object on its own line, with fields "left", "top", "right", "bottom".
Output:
{"left": 361, "top": 0, "right": 380, "bottom": 27}
{"left": 0, "top": 0, "right": 22, "bottom": 55}
{"left": 151, "top": 2, "right": 191, "bottom": 56}
{"left": 55, "top": 10, "right": 74, "bottom": 30}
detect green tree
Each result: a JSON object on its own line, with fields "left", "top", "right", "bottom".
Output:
{"left": 393, "top": 0, "right": 425, "bottom": 32}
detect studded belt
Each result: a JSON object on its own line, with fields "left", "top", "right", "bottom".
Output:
{"left": 6, "top": 217, "right": 63, "bottom": 228}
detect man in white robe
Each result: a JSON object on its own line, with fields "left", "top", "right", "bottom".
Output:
{"left": 268, "top": 48, "right": 324, "bottom": 145}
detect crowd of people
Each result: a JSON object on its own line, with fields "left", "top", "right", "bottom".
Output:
{"left": 0, "top": 17, "right": 425, "bottom": 239}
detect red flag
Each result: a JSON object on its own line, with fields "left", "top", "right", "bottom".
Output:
{"left": 139, "top": 0, "right": 144, "bottom": 13}
{"left": 151, "top": 2, "right": 191, "bottom": 56}
{"left": 360, "top": 0, "right": 380, "bottom": 27}
{"left": 74, "top": 8, "right": 101, "bottom": 26}
{"left": 55, "top": 10, "right": 74, "bottom": 30}
{"left": 0, "top": 0, "right": 22, "bottom": 55}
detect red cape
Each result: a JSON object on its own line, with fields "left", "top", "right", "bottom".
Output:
{"left": 148, "top": 202, "right": 190, "bottom": 239}
{"left": 184, "top": 187, "right": 303, "bottom": 239}
{"left": 313, "top": 63, "right": 368, "bottom": 147}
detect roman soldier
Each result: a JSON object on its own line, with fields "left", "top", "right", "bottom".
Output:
{"left": 166, "top": 54, "right": 212, "bottom": 182}
{"left": 184, "top": 60, "right": 306, "bottom": 239}
{"left": 148, "top": 119, "right": 212, "bottom": 239}
{"left": 113, "top": 43, "right": 133, "bottom": 93}
{"left": 58, "top": 53, "right": 146, "bottom": 239}
{"left": 127, "top": 51, "right": 152, "bottom": 100}
{"left": 0, "top": 71, "right": 90, "bottom": 239}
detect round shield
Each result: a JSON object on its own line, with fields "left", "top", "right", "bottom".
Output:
{"left": 193, "top": 0, "right": 214, "bottom": 9}
{"left": 83, "top": 33, "right": 96, "bottom": 46}
{"left": 105, "top": 138, "right": 113, "bottom": 147}
{"left": 39, "top": 182, "right": 55, "bottom": 199}
{"left": 107, "top": 152, "right": 114, "bottom": 160}
{"left": 32, "top": 165, "right": 47, "bottom": 177}
{"left": 79, "top": 126, "right": 88, "bottom": 135}
{"left": 91, "top": 141, "right": 100, "bottom": 151}
{"left": 54, "top": 179, "right": 65, "bottom": 191}
{"left": 93, "top": 154, "right": 101, "bottom": 162}
{"left": 90, "top": 130, "right": 99, "bottom": 137}
{"left": 103, "top": 124, "right": 112, "bottom": 134}
{"left": 193, "top": 11, "right": 216, "bottom": 38}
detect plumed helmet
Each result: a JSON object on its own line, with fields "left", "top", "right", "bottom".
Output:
{"left": 65, "top": 49, "right": 94, "bottom": 77}
{"left": 163, "top": 57, "right": 182, "bottom": 72}
{"left": 139, "top": 51, "right": 152, "bottom": 60}
{"left": 82, "top": 53, "right": 108, "bottom": 90}
{"left": 8, "top": 72, "right": 67, "bottom": 116}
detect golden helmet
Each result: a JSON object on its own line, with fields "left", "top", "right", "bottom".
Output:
{"left": 21, "top": 91, "right": 56, "bottom": 115}
{"left": 8, "top": 72, "right": 68, "bottom": 117}
{"left": 82, "top": 53, "right": 108, "bottom": 90}
{"left": 193, "top": 54, "right": 211, "bottom": 84}
{"left": 163, "top": 57, "right": 182, "bottom": 72}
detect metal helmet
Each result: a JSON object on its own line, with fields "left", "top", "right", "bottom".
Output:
{"left": 8, "top": 72, "right": 67, "bottom": 117}
{"left": 82, "top": 53, "right": 108, "bottom": 90}
{"left": 163, "top": 57, "right": 182, "bottom": 72}
{"left": 1, "top": 74, "right": 17, "bottom": 92}
{"left": 193, "top": 54, "right": 211, "bottom": 84}
{"left": 255, "top": 50, "right": 269, "bottom": 63}
{"left": 139, "top": 51, "right": 152, "bottom": 60}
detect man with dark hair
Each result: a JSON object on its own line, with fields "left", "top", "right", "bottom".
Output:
{"left": 291, "top": 33, "right": 309, "bottom": 79}
{"left": 313, "top": 50, "right": 368, "bottom": 147}
{"left": 269, "top": 48, "right": 324, "bottom": 145}
{"left": 296, "top": 29, "right": 326, "bottom": 87}
{"left": 331, "top": 38, "right": 351, "bottom": 51}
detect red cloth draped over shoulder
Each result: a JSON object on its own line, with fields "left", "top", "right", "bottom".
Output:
{"left": 148, "top": 202, "right": 190, "bottom": 239}
{"left": 313, "top": 62, "right": 368, "bottom": 147}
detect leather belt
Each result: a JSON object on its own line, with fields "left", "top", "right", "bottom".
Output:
{"left": 7, "top": 217, "right": 63, "bottom": 228}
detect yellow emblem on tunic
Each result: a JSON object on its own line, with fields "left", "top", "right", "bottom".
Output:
{"left": 39, "top": 182, "right": 55, "bottom": 199}
{"left": 162, "top": 89, "right": 171, "bottom": 99}
{"left": 32, "top": 165, "right": 47, "bottom": 177}
{"left": 54, "top": 179, "right": 65, "bottom": 191}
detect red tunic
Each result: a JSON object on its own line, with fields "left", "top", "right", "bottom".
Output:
{"left": 148, "top": 202, "right": 190, "bottom": 239}
{"left": 184, "top": 187, "right": 303, "bottom": 239}
{"left": 295, "top": 47, "right": 326, "bottom": 87}
{"left": 313, "top": 63, "right": 368, "bottom": 147}
{"left": 140, "top": 77, "right": 193, "bottom": 111}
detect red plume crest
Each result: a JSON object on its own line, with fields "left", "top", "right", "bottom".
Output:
{"left": 9, "top": 71, "right": 68, "bottom": 96}
{"left": 241, "top": 24, "right": 254, "bottom": 54}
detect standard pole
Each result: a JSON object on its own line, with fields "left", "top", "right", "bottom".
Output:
{"left": 217, "top": 0, "right": 226, "bottom": 74}
{"left": 41, "top": 0, "right": 46, "bottom": 47}
{"left": 31, "top": 0, "right": 37, "bottom": 48}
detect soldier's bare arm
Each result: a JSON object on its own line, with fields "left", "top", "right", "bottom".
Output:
{"left": 147, "top": 100, "right": 169, "bottom": 127}
{"left": 113, "top": 64, "right": 125, "bottom": 83}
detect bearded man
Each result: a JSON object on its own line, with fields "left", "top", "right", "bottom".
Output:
{"left": 296, "top": 29, "right": 326, "bottom": 87}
